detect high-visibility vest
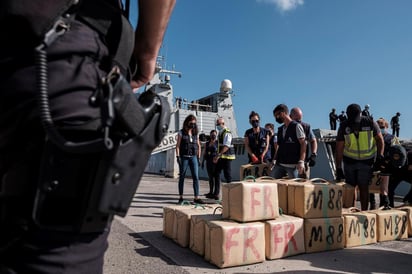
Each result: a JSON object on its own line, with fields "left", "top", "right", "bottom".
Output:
{"left": 343, "top": 130, "right": 376, "bottom": 160}
{"left": 218, "top": 128, "right": 235, "bottom": 160}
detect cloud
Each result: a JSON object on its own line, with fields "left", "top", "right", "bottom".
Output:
{"left": 257, "top": 0, "right": 304, "bottom": 12}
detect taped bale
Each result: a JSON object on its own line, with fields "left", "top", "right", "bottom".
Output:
{"left": 304, "top": 217, "right": 344, "bottom": 253}
{"left": 222, "top": 181, "right": 279, "bottom": 222}
{"left": 190, "top": 209, "right": 223, "bottom": 256}
{"left": 335, "top": 182, "right": 356, "bottom": 208}
{"left": 343, "top": 211, "right": 377, "bottom": 247}
{"left": 288, "top": 179, "right": 343, "bottom": 219}
{"left": 369, "top": 209, "right": 408, "bottom": 242}
{"left": 265, "top": 214, "right": 305, "bottom": 259}
{"left": 397, "top": 206, "right": 412, "bottom": 236}
{"left": 163, "top": 203, "right": 196, "bottom": 239}
{"left": 174, "top": 204, "right": 223, "bottom": 247}
{"left": 204, "top": 220, "right": 265, "bottom": 268}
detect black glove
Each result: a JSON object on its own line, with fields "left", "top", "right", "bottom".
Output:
{"left": 197, "top": 157, "right": 201, "bottom": 167}
{"left": 176, "top": 156, "right": 182, "bottom": 167}
{"left": 201, "top": 160, "right": 205, "bottom": 169}
{"left": 374, "top": 154, "right": 385, "bottom": 171}
{"left": 308, "top": 153, "right": 317, "bottom": 167}
{"left": 336, "top": 168, "right": 345, "bottom": 181}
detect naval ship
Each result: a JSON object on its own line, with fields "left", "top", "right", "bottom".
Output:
{"left": 143, "top": 58, "right": 337, "bottom": 181}
{"left": 142, "top": 58, "right": 411, "bottom": 196}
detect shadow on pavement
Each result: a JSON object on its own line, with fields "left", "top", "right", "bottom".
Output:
{"left": 135, "top": 230, "right": 412, "bottom": 274}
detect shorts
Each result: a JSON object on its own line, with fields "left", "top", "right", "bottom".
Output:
{"left": 343, "top": 161, "right": 373, "bottom": 187}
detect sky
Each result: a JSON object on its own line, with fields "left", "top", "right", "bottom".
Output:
{"left": 134, "top": 0, "right": 412, "bottom": 139}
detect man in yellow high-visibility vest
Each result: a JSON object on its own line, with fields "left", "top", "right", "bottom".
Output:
{"left": 335, "top": 103, "right": 384, "bottom": 211}
{"left": 213, "top": 117, "right": 236, "bottom": 200}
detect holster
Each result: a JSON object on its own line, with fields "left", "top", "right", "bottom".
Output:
{"left": 33, "top": 69, "right": 170, "bottom": 233}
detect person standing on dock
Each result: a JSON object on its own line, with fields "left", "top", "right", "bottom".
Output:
{"left": 244, "top": 111, "right": 270, "bottom": 164}
{"left": 264, "top": 123, "right": 277, "bottom": 164}
{"left": 213, "top": 117, "right": 236, "bottom": 199}
{"left": 201, "top": 130, "right": 220, "bottom": 199}
{"left": 290, "top": 107, "right": 318, "bottom": 179}
{"left": 176, "top": 114, "right": 203, "bottom": 204}
{"left": 335, "top": 103, "right": 384, "bottom": 211}
{"left": 272, "top": 104, "right": 306, "bottom": 179}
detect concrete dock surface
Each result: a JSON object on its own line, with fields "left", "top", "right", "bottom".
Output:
{"left": 104, "top": 174, "right": 412, "bottom": 274}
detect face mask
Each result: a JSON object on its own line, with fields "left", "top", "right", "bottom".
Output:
{"left": 216, "top": 125, "right": 223, "bottom": 131}
{"left": 210, "top": 134, "right": 216, "bottom": 139}
{"left": 275, "top": 117, "right": 284, "bottom": 124}
{"left": 251, "top": 120, "right": 259, "bottom": 128}
{"left": 380, "top": 128, "right": 386, "bottom": 134}
{"left": 189, "top": 123, "right": 196, "bottom": 129}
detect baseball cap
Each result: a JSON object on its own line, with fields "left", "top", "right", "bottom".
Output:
{"left": 346, "top": 103, "right": 361, "bottom": 123}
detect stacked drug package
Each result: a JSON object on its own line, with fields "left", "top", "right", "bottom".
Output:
{"left": 282, "top": 178, "right": 345, "bottom": 253}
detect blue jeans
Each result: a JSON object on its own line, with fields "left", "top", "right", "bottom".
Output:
{"left": 178, "top": 156, "right": 200, "bottom": 197}
{"left": 273, "top": 164, "right": 298, "bottom": 179}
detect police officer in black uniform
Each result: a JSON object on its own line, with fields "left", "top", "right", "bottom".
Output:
{"left": 0, "top": 1, "right": 176, "bottom": 273}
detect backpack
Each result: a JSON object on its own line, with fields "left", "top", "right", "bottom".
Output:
{"left": 388, "top": 143, "right": 407, "bottom": 168}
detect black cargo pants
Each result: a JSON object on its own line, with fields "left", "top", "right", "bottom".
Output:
{"left": 0, "top": 19, "right": 112, "bottom": 274}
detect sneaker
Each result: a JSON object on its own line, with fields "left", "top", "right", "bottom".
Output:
{"left": 193, "top": 198, "right": 205, "bottom": 204}
{"left": 205, "top": 193, "right": 213, "bottom": 199}
{"left": 178, "top": 198, "right": 184, "bottom": 204}
{"left": 382, "top": 205, "right": 392, "bottom": 210}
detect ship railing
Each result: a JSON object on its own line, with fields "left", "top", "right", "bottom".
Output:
{"left": 174, "top": 98, "right": 212, "bottom": 111}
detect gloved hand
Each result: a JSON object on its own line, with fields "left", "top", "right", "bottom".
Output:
{"left": 176, "top": 156, "right": 182, "bottom": 167}
{"left": 308, "top": 153, "right": 317, "bottom": 167}
{"left": 251, "top": 154, "right": 259, "bottom": 164}
{"left": 201, "top": 160, "right": 205, "bottom": 169}
{"left": 197, "top": 157, "right": 201, "bottom": 167}
{"left": 336, "top": 168, "right": 345, "bottom": 181}
{"left": 373, "top": 154, "right": 385, "bottom": 171}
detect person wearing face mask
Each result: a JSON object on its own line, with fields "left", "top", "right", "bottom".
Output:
{"left": 272, "top": 104, "right": 306, "bottom": 179}
{"left": 201, "top": 130, "right": 220, "bottom": 200}
{"left": 290, "top": 107, "right": 318, "bottom": 179}
{"left": 244, "top": 111, "right": 270, "bottom": 164}
{"left": 335, "top": 103, "right": 384, "bottom": 210}
{"left": 213, "top": 117, "right": 236, "bottom": 199}
{"left": 370, "top": 117, "right": 400, "bottom": 209}
{"left": 264, "top": 123, "right": 277, "bottom": 163}
{"left": 176, "top": 114, "right": 203, "bottom": 204}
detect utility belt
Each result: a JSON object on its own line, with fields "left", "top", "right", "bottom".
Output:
{"left": 0, "top": 1, "right": 171, "bottom": 233}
